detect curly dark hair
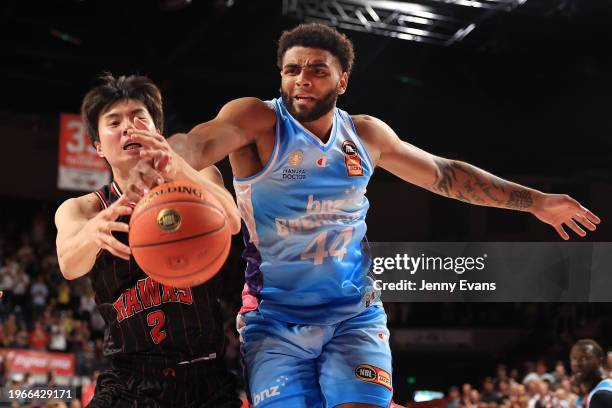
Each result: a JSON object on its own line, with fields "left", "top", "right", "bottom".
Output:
{"left": 81, "top": 73, "right": 164, "bottom": 146}
{"left": 277, "top": 23, "right": 355, "bottom": 75}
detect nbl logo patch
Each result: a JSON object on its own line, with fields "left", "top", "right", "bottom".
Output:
{"left": 342, "top": 140, "right": 363, "bottom": 176}
{"left": 354, "top": 364, "right": 392, "bottom": 390}
{"left": 342, "top": 140, "right": 358, "bottom": 156}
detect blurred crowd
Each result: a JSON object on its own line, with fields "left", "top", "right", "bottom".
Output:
{"left": 445, "top": 356, "right": 612, "bottom": 408}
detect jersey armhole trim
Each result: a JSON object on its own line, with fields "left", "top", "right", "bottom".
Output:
{"left": 234, "top": 101, "right": 281, "bottom": 185}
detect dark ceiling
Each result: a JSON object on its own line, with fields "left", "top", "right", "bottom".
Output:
{"left": 1, "top": 0, "right": 611, "bottom": 175}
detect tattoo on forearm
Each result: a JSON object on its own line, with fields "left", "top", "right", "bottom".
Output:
{"left": 433, "top": 159, "right": 470, "bottom": 195}
{"left": 475, "top": 179, "right": 503, "bottom": 204}
{"left": 470, "top": 193, "right": 486, "bottom": 204}
{"left": 434, "top": 159, "right": 531, "bottom": 210}
{"left": 463, "top": 180, "right": 474, "bottom": 193}
{"left": 433, "top": 159, "right": 456, "bottom": 195}
{"left": 506, "top": 190, "right": 533, "bottom": 209}
{"left": 455, "top": 192, "right": 471, "bottom": 203}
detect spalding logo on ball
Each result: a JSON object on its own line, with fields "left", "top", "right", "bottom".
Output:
{"left": 129, "top": 180, "right": 231, "bottom": 287}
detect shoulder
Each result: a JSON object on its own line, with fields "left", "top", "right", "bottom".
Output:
{"left": 351, "top": 114, "right": 398, "bottom": 148}
{"left": 55, "top": 193, "right": 101, "bottom": 223}
{"left": 351, "top": 114, "right": 394, "bottom": 138}
{"left": 218, "top": 97, "right": 276, "bottom": 129}
{"left": 198, "top": 165, "right": 223, "bottom": 185}
{"left": 590, "top": 389, "right": 612, "bottom": 408}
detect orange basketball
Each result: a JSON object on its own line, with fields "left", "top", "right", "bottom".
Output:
{"left": 128, "top": 180, "right": 231, "bottom": 287}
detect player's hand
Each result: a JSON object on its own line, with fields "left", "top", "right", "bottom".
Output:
{"left": 85, "top": 195, "right": 132, "bottom": 260}
{"left": 532, "top": 193, "right": 600, "bottom": 240}
{"left": 127, "top": 118, "right": 180, "bottom": 182}
{"left": 125, "top": 159, "right": 164, "bottom": 203}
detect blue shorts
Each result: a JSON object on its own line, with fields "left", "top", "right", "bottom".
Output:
{"left": 239, "top": 304, "right": 392, "bottom": 408}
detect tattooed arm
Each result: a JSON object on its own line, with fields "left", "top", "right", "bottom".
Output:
{"left": 431, "top": 158, "right": 535, "bottom": 210}
{"left": 354, "top": 115, "right": 600, "bottom": 240}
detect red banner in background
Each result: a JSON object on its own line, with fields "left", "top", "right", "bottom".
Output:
{"left": 1, "top": 348, "right": 76, "bottom": 376}
{"left": 57, "top": 113, "right": 110, "bottom": 191}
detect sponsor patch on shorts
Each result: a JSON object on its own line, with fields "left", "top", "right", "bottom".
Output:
{"left": 354, "top": 364, "right": 392, "bottom": 390}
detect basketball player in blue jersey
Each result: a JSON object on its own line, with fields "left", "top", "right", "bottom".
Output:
{"left": 571, "top": 340, "right": 612, "bottom": 408}
{"left": 126, "top": 24, "right": 600, "bottom": 408}
{"left": 55, "top": 74, "right": 242, "bottom": 406}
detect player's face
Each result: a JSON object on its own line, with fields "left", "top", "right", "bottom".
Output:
{"left": 570, "top": 345, "right": 600, "bottom": 382}
{"left": 280, "top": 46, "right": 348, "bottom": 122}
{"left": 95, "top": 99, "right": 156, "bottom": 169}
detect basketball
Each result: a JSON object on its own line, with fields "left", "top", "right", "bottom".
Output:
{"left": 128, "top": 180, "right": 231, "bottom": 287}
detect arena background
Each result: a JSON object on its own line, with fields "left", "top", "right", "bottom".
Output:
{"left": 0, "top": 0, "right": 611, "bottom": 406}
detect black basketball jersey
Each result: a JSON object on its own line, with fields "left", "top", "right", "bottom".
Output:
{"left": 90, "top": 181, "right": 225, "bottom": 365}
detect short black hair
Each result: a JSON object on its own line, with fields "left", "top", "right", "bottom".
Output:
{"left": 574, "top": 339, "right": 605, "bottom": 360}
{"left": 81, "top": 73, "right": 164, "bottom": 145}
{"left": 277, "top": 23, "right": 355, "bottom": 75}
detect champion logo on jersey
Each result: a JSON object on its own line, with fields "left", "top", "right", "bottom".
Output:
{"left": 316, "top": 156, "right": 329, "bottom": 167}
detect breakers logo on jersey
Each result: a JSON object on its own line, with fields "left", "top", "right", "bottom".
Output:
{"left": 355, "top": 364, "right": 392, "bottom": 390}
{"left": 113, "top": 277, "right": 193, "bottom": 322}
{"left": 275, "top": 194, "right": 359, "bottom": 236}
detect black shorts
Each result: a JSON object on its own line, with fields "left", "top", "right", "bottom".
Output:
{"left": 88, "top": 357, "right": 242, "bottom": 408}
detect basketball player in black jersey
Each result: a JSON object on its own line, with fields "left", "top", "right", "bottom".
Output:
{"left": 55, "top": 74, "right": 242, "bottom": 407}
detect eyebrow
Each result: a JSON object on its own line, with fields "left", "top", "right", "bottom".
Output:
{"left": 103, "top": 108, "right": 147, "bottom": 120}
{"left": 282, "top": 62, "right": 330, "bottom": 69}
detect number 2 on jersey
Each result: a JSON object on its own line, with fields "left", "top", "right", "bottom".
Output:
{"left": 300, "top": 227, "right": 353, "bottom": 265}
{"left": 147, "top": 310, "right": 167, "bottom": 344}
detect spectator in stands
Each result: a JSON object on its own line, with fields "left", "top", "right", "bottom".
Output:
{"left": 481, "top": 377, "right": 502, "bottom": 404}
{"left": 498, "top": 380, "right": 511, "bottom": 403}
{"left": 12, "top": 324, "right": 28, "bottom": 349}
{"left": 553, "top": 360, "right": 569, "bottom": 388}
{"left": 29, "top": 321, "right": 49, "bottom": 350}
{"left": 49, "top": 323, "right": 67, "bottom": 352}
{"left": 56, "top": 281, "right": 71, "bottom": 310}
{"left": 461, "top": 389, "right": 480, "bottom": 408}
{"left": 31, "top": 275, "right": 49, "bottom": 319}
{"left": 447, "top": 386, "right": 460, "bottom": 408}
{"left": 510, "top": 368, "right": 521, "bottom": 384}
{"left": 535, "top": 360, "right": 556, "bottom": 384}
{"left": 11, "top": 261, "right": 30, "bottom": 307}
{"left": 496, "top": 364, "right": 509, "bottom": 387}
{"left": 2, "top": 313, "right": 17, "bottom": 346}
{"left": 0, "top": 257, "right": 18, "bottom": 304}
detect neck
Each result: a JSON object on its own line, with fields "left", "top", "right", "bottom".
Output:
{"left": 110, "top": 168, "right": 128, "bottom": 194}
{"left": 300, "top": 109, "right": 335, "bottom": 142}
{"left": 584, "top": 371, "right": 605, "bottom": 393}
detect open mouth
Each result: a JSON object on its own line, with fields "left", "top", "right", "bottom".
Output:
{"left": 294, "top": 96, "right": 316, "bottom": 102}
{"left": 123, "top": 143, "right": 142, "bottom": 151}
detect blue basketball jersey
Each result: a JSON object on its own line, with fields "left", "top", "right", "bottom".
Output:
{"left": 234, "top": 97, "right": 378, "bottom": 325}
{"left": 588, "top": 379, "right": 612, "bottom": 407}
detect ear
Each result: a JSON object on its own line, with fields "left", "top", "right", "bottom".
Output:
{"left": 337, "top": 72, "right": 349, "bottom": 95}
{"left": 94, "top": 141, "right": 104, "bottom": 158}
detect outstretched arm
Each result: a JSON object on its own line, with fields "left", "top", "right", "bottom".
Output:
{"left": 165, "top": 97, "right": 275, "bottom": 170}
{"left": 355, "top": 115, "right": 600, "bottom": 240}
